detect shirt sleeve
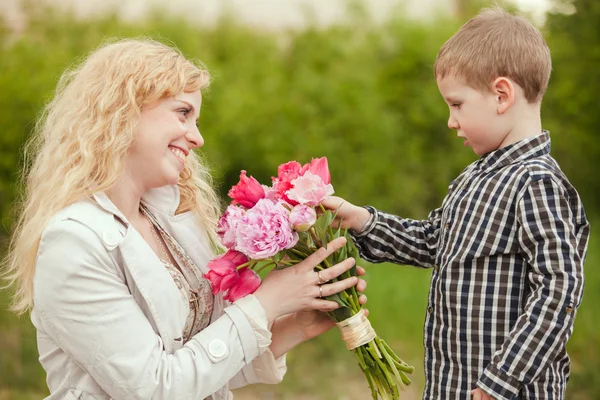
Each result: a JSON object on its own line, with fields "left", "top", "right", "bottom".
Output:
{"left": 228, "top": 295, "right": 287, "bottom": 388}
{"left": 350, "top": 205, "right": 442, "bottom": 268}
{"left": 33, "top": 219, "right": 270, "bottom": 400}
{"left": 477, "top": 177, "right": 588, "bottom": 399}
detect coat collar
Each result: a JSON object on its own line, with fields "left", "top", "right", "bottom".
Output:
{"left": 91, "top": 184, "right": 182, "bottom": 225}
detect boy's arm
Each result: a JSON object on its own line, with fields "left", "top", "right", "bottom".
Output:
{"left": 350, "top": 206, "right": 442, "bottom": 268}
{"left": 477, "top": 177, "right": 590, "bottom": 400}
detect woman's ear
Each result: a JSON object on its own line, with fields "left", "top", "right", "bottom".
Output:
{"left": 492, "top": 77, "right": 515, "bottom": 114}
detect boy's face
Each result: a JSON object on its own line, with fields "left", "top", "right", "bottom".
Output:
{"left": 437, "top": 75, "right": 509, "bottom": 156}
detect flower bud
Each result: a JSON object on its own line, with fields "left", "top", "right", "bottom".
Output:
{"left": 289, "top": 204, "right": 317, "bottom": 232}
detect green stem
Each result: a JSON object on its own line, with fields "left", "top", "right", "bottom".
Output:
{"left": 235, "top": 260, "right": 253, "bottom": 270}
{"left": 398, "top": 370, "right": 412, "bottom": 386}
{"left": 363, "top": 367, "right": 378, "bottom": 400}
{"left": 254, "top": 262, "right": 275, "bottom": 274}
{"left": 289, "top": 248, "right": 309, "bottom": 258}
{"left": 309, "top": 227, "right": 322, "bottom": 248}
{"left": 375, "top": 338, "right": 402, "bottom": 396}
{"left": 367, "top": 341, "right": 396, "bottom": 396}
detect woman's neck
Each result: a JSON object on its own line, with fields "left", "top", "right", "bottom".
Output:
{"left": 107, "top": 172, "right": 146, "bottom": 222}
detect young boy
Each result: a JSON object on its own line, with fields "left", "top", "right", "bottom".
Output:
{"left": 324, "top": 7, "right": 590, "bottom": 400}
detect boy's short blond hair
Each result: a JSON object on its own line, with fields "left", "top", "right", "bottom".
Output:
{"left": 434, "top": 7, "right": 551, "bottom": 103}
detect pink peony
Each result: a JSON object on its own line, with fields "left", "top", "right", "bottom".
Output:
{"left": 217, "top": 204, "right": 246, "bottom": 249}
{"left": 286, "top": 171, "right": 335, "bottom": 206}
{"left": 224, "top": 267, "right": 262, "bottom": 302}
{"left": 272, "top": 161, "right": 303, "bottom": 205}
{"left": 300, "top": 157, "right": 331, "bottom": 185}
{"left": 228, "top": 170, "right": 265, "bottom": 208}
{"left": 289, "top": 204, "right": 317, "bottom": 232}
{"left": 235, "top": 198, "right": 299, "bottom": 259}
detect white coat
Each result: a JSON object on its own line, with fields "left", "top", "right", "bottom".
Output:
{"left": 31, "top": 185, "right": 286, "bottom": 399}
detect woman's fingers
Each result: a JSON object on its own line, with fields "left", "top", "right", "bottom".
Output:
{"left": 357, "top": 266, "right": 366, "bottom": 276}
{"left": 320, "top": 257, "right": 355, "bottom": 281}
{"left": 310, "top": 299, "right": 342, "bottom": 312}
{"left": 318, "top": 276, "right": 357, "bottom": 298}
{"left": 299, "top": 237, "right": 347, "bottom": 272}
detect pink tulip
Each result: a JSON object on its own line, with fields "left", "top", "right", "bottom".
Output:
{"left": 289, "top": 204, "right": 317, "bottom": 232}
{"left": 224, "top": 267, "right": 262, "bottom": 302}
{"left": 286, "top": 171, "right": 335, "bottom": 206}
{"left": 228, "top": 170, "right": 265, "bottom": 208}
{"left": 300, "top": 157, "right": 331, "bottom": 185}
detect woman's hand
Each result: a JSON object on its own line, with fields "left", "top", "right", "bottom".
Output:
{"left": 291, "top": 266, "right": 369, "bottom": 341}
{"left": 254, "top": 237, "right": 359, "bottom": 323}
{"left": 320, "top": 196, "right": 371, "bottom": 232}
{"left": 269, "top": 266, "right": 369, "bottom": 358}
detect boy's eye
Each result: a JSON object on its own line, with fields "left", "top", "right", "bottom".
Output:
{"left": 178, "top": 108, "right": 191, "bottom": 116}
{"left": 451, "top": 103, "right": 461, "bottom": 108}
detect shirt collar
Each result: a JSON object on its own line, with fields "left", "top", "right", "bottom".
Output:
{"left": 476, "top": 130, "right": 551, "bottom": 172}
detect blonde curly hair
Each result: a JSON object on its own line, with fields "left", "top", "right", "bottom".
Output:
{"left": 3, "top": 38, "right": 222, "bottom": 314}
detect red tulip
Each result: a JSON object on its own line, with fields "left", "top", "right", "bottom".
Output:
{"left": 204, "top": 263, "right": 238, "bottom": 295}
{"left": 224, "top": 267, "right": 262, "bottom": 302}
{"left": 228, "top": 170, "right": 265, "bottom": 208}
{"left": 218, "top": 249, "right": 249, "bottom": 266}
{"left": 204, "top": 250, "right": 248, "bottom": 295}
{"left": 301, "top": 157, "right": 331, "bottom": 185}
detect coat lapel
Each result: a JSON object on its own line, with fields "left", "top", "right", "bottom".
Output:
{"left": 92, "top": 191, "right": 189, "bottom": 353}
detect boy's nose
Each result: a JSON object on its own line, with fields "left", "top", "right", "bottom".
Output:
{"left": 447, "top": 115, "right": 459, "bottom": 130}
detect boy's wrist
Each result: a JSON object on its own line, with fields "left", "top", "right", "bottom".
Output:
{"left": 352, "top": 206, "right": 377, "bottom": 237}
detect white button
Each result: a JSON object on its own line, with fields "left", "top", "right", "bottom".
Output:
{"left": 208, "top": 339, "right": 227, "bottom": 358}
{"left": 102, "top": 231, "right": 120, "bottom": 250}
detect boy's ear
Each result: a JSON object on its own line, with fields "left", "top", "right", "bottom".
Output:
{"left": 492, "top": 77, "right": 515, "bottom": 114}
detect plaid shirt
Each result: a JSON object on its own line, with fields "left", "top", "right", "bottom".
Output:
{"left": 352, "top": 132, "right": 590, "bottom": 400}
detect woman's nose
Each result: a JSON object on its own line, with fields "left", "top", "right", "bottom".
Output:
{"left": 187, "top": 124, "right": 204, "bottom": 149}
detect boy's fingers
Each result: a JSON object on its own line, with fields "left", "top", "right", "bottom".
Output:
{"left": 357, "top": 266, "right": 366, "bottom": 276}
{"left": 356, "top": 278, "right": 367, "bottom": 292}
{"left": 358, "top": 294, "right": 367, "bottom": 305}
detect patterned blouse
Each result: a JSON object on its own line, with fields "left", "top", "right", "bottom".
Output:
{"left": 142, "top": 206, "right": 214, "bottom": 343}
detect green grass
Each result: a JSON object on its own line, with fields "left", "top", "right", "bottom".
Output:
{"left": 1, "top": 233, "right": 598, "bottom": 399}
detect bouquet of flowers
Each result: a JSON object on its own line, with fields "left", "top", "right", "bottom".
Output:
{"left": 205, "top": 157, "right": 413, "bottom": 399}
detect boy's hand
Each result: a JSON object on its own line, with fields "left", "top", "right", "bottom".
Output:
{"left": 321, "top": 196, "right": 371, "bottom": 233}
{"left": 471, "top": 388, "right": 494, "bottom": 400}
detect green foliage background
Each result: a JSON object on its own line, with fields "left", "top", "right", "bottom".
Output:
{"left": 0, "top": 0, "right": 598, "bottom": 398}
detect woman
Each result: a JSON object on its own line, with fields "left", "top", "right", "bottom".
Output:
{"left": 2, "top": 39, "right": 366, "bottom": 399}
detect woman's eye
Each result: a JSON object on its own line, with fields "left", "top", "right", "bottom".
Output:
{"left": 178, "top": 108, "right": 191, "bottom": 116}
{"left": 451, "top": 103, "right": 461, "bottom": 108}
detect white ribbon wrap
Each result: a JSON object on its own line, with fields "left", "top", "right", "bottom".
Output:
{"left": 335, "top": 309, "right": 377, "bottom": 350}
